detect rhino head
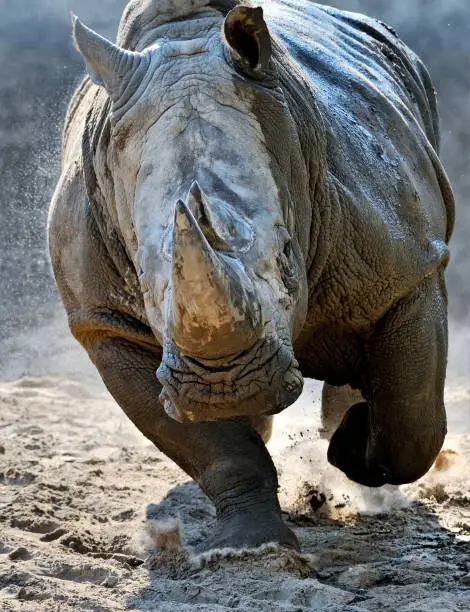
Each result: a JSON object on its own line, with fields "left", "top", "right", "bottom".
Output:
{"left": 73, "top": 3, "right": 312, "bottom": 422}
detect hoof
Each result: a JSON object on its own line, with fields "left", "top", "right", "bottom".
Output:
{"left": 198, "top": 511, "right": 300, "bottom": 553}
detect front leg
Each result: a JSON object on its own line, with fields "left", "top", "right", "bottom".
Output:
{"left": 79, "top": 330, "right": 298, "bottom": 551}
{"left": 328, "top": 273, "right": 447, "bottom": 487}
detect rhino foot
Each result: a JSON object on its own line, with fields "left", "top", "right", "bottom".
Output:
{"left": 198, "top": 510, "right": 299, "bottom": 553}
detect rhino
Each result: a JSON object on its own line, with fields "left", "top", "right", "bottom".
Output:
{"left": 48, "top": 0, "right": 454, "bottom": 551}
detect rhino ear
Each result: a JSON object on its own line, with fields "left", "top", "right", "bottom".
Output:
{"left": 223, "top": 6, "right": 272, "bottom": 72}
{"left": 72, "top": 15, "right": 142, "bottom": 98}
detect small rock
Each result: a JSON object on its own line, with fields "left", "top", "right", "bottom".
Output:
{"left": 60, "top": 535, "right": 90, "bottom": 554}
{"left": 337, "top": 564, "right": 382, "bottom": 590}
{"left": 0, "top": 444, "right": 5, "bottom": 455}
{"left": 112, "top": 508, "right": 135, "bottom": 522}
{"left": 462, "top": 573, "right": 470, "bottom": 586}
{"left": 8, "top": 547, "right": 32, "bottom": 561}
{"left": 1, "top": 585, "right": 22, "bottom": 599}
{"left": 317, "top": 570, "right": 333, "bottom": 580}
{"left": 101, "top": 574, "right": 119, "bottom": 588}
{"left": 40, "top": 527, "right": 68, "bottom": 542}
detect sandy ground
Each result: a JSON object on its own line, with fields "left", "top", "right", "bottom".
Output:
{"left": 1, "top": 314, "right": 470, "bottom": 611}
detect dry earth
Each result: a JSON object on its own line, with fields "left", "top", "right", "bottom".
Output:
{"left": 1, "top": 316, "right": 470, "bottom": 611}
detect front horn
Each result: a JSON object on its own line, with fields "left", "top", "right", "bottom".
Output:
{"left": 168, "top": 199, "right": 261, "bottom": 358}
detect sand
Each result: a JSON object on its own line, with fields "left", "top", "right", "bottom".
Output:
{"left": 1, "top": 314, "right": 470, "bottom": 611}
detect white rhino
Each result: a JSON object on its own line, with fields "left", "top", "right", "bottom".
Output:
{"left": 49, "top": 0, "right": 454, "bottom": 550}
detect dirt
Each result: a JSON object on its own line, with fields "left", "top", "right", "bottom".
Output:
{"left": 1, "top": 316, "right": 470, "bottom": 611}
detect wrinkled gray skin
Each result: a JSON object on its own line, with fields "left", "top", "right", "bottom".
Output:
{"left": 49, "top": 0, "right": 454, "bottom": 551}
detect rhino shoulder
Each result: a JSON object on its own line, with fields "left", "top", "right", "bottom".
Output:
{"left": 48, "top": 147, "right": 149, "bottom": 348}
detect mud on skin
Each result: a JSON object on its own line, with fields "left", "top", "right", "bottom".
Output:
{"left": 48, "top": 0, "right": 453, "bottom": 551}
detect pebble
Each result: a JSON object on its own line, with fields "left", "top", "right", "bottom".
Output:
{"left": 462, "top": 573, "right": 470, "bottom": 586}
{"left": 40, "top": 527, "right": 68, "bottom": 542}
{"left": 337, "top": 565, "right": 382, "bottom": 590}
{"left": 8, "top": 547, "right": 31, "bottom": 561}
{"left": 101, "top": 575, "right": 119, "bottom": 588}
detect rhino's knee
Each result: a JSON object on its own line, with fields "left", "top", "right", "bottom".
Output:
{"left": 327, "top": 402, "right": 446, "bottom": 487}
{"left": 377, "top": 458, "right": 433, "bottom": 486}
{"left": 369, "top": 410, "right": 446, "bottom": 485}
{"left": 373, "top": 430, "right": 446, "bottom": 485}
{"left": 327, "top": 402, "right": 387, "bottom": 487}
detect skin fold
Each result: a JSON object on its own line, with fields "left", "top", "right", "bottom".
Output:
{"left": 48, "top": 0, "right": 454, "bottom": 551}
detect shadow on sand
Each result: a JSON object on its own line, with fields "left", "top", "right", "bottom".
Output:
{"left": 128, "top": 480, "right": 470, "bottom": 610}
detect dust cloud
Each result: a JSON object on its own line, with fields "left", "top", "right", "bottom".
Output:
{"left": 0, "top": 0, "right": 126, "bottom": 344}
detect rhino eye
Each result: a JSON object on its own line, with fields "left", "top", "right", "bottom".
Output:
{"left": 278, "top": 239, "right": 298, "bottom": 295}
{"left": 283, "top": 241, "right": 292, "bottom": 259}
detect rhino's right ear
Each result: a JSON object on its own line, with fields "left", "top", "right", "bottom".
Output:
{"left": 223, "top": 6, "right": 271, "bottom": 73}
{"left": 72, "top": 15, "right": 143, "bottom": 98}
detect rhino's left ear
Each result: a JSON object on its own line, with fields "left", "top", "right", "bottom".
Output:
{"left": 72, "top": 15, "right": 143, "bottom": 99}
{"left": 223, "top": 6, "right": 272, "bottom": 73}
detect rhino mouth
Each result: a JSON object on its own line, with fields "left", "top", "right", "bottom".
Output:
{"left": 157, "top": 337, "right": 303, "bottom": 422}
